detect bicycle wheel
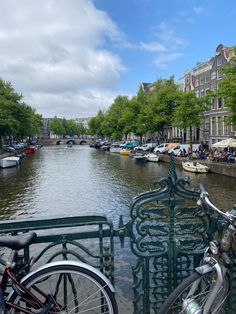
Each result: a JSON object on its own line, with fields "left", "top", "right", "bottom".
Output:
{"left": 9, "top": 261, "right": 118, "bottom": 314}
{"left": 158, "top": 270, "right": 230, "bottom": 314}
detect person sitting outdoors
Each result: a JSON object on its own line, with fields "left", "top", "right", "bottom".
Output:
{"left": 227, "top": 150, "right": 236, "bottom": 163}
{"left": 207, "top": 150, "right": 214, "bottom": 162}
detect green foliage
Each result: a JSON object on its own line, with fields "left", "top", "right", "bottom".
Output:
{"left": 77, "top": 122, "right": 87, "bottom": 136}
{"left": 218, "top": 47, "right": 236, "bottom": 124}
{"left": 87, "top": 77, "right": 182, "bottom": 140}
{"left": 49, "top": 116, "right": 65, "bottom": 136}
{"left": 173, "top": 91, "right": 208, "bottom": 129}
{"left": 88, "top": 110, "right": 106, "bottom": 137}
{"left": 0, "top": 79, "right": 42, "bottom": 142}
{"left": 49, "top": 117, "right": 87, "bottom": 138}
{"left": 173, "top": 90, "right": 208, "bottom": 149}
{"left": 139, "top": 77, "right": 180, "bottom": 135}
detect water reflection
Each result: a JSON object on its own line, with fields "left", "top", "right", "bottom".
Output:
{"left": 1, "top": 146, "right": 236, "bottom": 221}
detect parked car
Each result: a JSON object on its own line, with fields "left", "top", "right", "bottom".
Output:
{"left": 153, "top": 143, "right": 172, "bottom": 153}
{"left": 163, "top": 143, "right": 179, "bottom": 153}
{"left": 134, "top": 143, "right": 157, "bottom": 152}
{"left": 121, "top": 139, "right": 140, "bottom": 149}
{"left": 168, "top": 144, "right": 200, "bottom": 156}
{"left": 2, "top": 145, "right": 15, "bottom": 152}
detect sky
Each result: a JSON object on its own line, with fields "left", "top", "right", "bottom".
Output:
{"left": 0, "top": 0, "right": 236, "bottom": 119}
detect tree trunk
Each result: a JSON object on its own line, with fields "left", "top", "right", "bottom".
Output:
{"left": 189, "top": 126, "right": 193, "bottom": 156}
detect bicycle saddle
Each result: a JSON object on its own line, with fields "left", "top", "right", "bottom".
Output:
{"left": 0, "top": 232, "right": 37, "bottom": 250}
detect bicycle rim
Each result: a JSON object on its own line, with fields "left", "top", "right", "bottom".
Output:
{"left": 158, "top": 270, "right": 230, "bottom": 314}
{"left": 9, "top": 263, "right": 118, "bottom": 314}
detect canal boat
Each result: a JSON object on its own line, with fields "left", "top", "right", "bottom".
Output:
{"left": 0, "top": 156, "right": 20, "bottom": 168}
{"left": 182, "top": 161, "right": 209, "bottom": 173}
{"left": 133, "top": 154, "right": 147, "bottom": 163}
{"left": 110, "top": 143, "right": 122, "bottom": 153}
{"left": 146, "top": 153, "right": 160, "bottom": 162}
{"left": 23, "top": 146, "right": 36, "bottom": 154}
{"left": 120, "top": 149, "right": 131, "bottom": 156}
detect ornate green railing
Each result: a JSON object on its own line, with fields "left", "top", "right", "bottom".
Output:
{"left": 0, "top": 215, "right": 115, "bottom": 284}
{"left": 0, "top": 156, "right": 235, "bottom": 313}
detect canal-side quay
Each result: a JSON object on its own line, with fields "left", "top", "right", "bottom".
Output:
{"left": 160, "top": 154, "right": 236, "bottom": 178}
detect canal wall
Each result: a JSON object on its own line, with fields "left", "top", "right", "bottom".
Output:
{"left": 159, "top": 154, "right": 236, "bottom": 178}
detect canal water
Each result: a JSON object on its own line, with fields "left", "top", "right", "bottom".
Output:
{"left": 1, "top": 145, "right": 236, "bottom": 220}
{"left": 1, "top": 145, "right": 236, "bottom": 312}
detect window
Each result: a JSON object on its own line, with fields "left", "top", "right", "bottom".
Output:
{"left": 211, "top": 71, "right": 216, "bottom": 80}
{"left": 211, "top": 98, "right": 216, "bottom": 110}
{"left": 195, "top": 90, "right": 200, "bottom": 98}
{"left": 200, "top": 76, "right": 205, "bottom": 85}
{"left": 218, "top": 116, "right": 223, "bottom": 135}
{"left": 211, "top": 117, "right": 216, "bottom": 135}
{"left": 217, "top": 56, "right": 222, "bottom": 66}
{"left": 224, "top": 117, "right": 229, "bottom": 135}
{"left": 217, "top": 70, "right": 223, "bottom": 79}
{"left": 195, "top": 78, "right": 199, "bottom": 87}
{"left": 218, "top": 98, "right": 222, "bottom": 109}
{"left": 211, "top": 81, "right": 217, "bottom": 90}
{"left": 200, "top": 89, "right": 205, "bottom": 97}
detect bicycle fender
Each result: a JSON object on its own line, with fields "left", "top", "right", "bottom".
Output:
{"left": 18, "top": 260, "right": 115, "bottom": 292}
{"left": 195, "top": 264, "right": 214, "bottom": 275}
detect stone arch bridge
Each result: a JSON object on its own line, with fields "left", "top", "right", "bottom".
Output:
{"left": 40, "top": 138, "right": 93, "bottom": 146}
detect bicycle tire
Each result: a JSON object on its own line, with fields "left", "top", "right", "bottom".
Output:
{"left": 158, "top": 270, "right": 230, "bottom": 314}
{"left": 8, "top": 262, "right": 118, "bottom": 314}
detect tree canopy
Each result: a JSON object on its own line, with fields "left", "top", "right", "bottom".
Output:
{"left": 88, "top": 77, "right": 185, "bottom": 141}
{"left": 0, "top": 79, "right": 42, "bottom": 144}
{"left": 218, "top": 47, "right": 236, "bottom": 124}
{"left": 172, "top": 90, "right": 208, "bottom": 151}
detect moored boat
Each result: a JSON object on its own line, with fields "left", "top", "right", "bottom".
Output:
{"left": 133, "top": 154, "right": 147, "bottom": 163}
{"left": 110, "top": 142, "right": 123, "bottom": 153}
{"left": 120, "top": 149, "right": 131, "bottom": 156}
{"left": 0, "top": 156, "right": 20, "bottom": 168}
{"left": 146, "top": 153, "right": 160, "bottom": 162}
{"left": 23, "top": 146, "right": 36, "bottom": 154}
{"left": 182, "top": 161, "right": 209, "bottom": 173}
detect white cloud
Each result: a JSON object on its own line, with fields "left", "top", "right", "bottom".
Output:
{"left": 0, "top": 0, "right": 126, "bottom": 118}
{"left": 140, "top": 41, "right": 167, "bottom": 52}
{"left": 153, "top": 52, "right": 183, "bottom": 69}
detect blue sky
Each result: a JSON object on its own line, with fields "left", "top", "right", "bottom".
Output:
{"left": 94, "top": 0, "right": 236, "bottom": 90}
{"left": 0, "top": 0, "right": 235, "bottom": 118}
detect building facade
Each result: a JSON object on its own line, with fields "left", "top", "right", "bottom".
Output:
{"left": 183, "top": 43, "right": 234, "bottom": 147}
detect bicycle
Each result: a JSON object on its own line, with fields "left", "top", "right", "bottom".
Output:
{"left": 0, "top": 231, "right": 118, "bottom": 313}
{"left": 159, "top": 184, "right": 235, "bottom": 314}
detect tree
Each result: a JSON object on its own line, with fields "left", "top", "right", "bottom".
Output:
{"left": 62, "top": 119, "right": 78, "bottom": 137}
{"left": 143, "top": 77, "right": 180, "bottom": 139}
{"left": 106, "top": 96, "right": 130, "bottom": 140}
{"left": 88, "top": 110, "right": 106, "bottom": 138}
{"left": 49, "top": 117, "right": 65, "bottom": 137}
{"left": 77, "top": 122, "right": 87, "bottom": 137}
{"left": 218, "top": 47, "right": 236, "bottom": 124}
{"left": 172, "top": 90, "right": 208, "bottom": 153}
{"left": 0, "top": 79, "right": 42, "bottom": 144}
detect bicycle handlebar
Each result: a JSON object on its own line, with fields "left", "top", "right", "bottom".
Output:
{"left": 199, "top": 184, "right": 235, "bottom": 225}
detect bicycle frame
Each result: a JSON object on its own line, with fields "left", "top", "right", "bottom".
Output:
{"left": 0, "top": 250, "right": 61, "bottom": 314}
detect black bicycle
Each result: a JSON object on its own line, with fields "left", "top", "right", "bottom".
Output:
{"left": 0, "top": 231, "right": 118, "bottom": 313}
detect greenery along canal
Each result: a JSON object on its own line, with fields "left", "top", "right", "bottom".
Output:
{"left": 1, "top": 145, "right": 236, "bottom": 312}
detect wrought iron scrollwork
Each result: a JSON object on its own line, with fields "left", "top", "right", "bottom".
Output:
{"left": 130, "top": 156, "right": 217, "bottom": 312}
